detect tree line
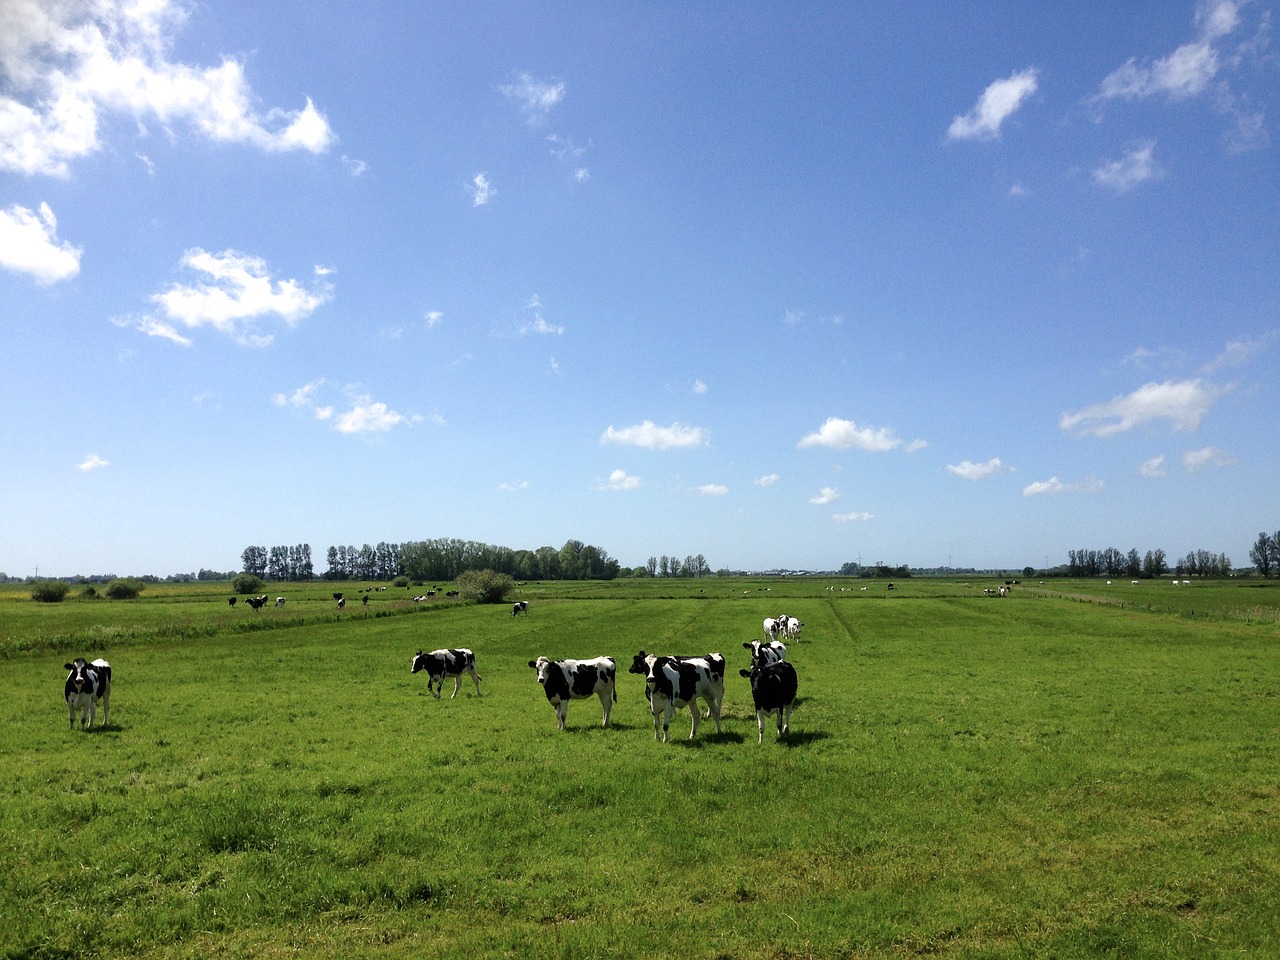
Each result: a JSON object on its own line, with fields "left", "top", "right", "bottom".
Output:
{"left": 1066, "top": 546, "right": 1234, "bottom": 579}
{"left": 1249, "top": 531, "right": 1280, "bottom": 578}
{"left": 241, "top": 545, "right": 314, "bottom": 582}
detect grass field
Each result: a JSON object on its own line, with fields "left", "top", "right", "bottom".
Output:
{"left": 2, "top": 577, "right": 1279, "bottom": 958}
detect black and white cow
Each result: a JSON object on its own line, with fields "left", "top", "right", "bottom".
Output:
{"left": 227, "top": 596, "right": 236, "bottom": 606}
{"left": 528, "top": 656, "right": 616, "bottom": 730}
{"left": 275, "top": 597, "right": 286, "bottom": 608}
{"left": 739, "top": 659, "right": 798, "bottom": 744}
{"left": 742, "top": 639, "right": 787, "bottom": 668}
{"left": 64, "top": 657, "right": 112, "bottom": 730}
{"left": 512, "top": 600, "right": 529, "bottom": 617}
{"left": 411, "top": 648, "right": 483, "bottom": 699}
{"left": 628, "top": 651, "right": 725, "bottom": 742}
{"left": 245, "top": 594, "right": 268, "bottom": 612}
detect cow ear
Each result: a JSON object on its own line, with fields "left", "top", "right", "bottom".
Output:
{"left": 64, "top": 663, "right": 73, "bottom": 670}
{"left": 739, "top": 668, "right": 751, "bottom": 678}
{"left": 527, "top": 660, "right": 537, "bottom": 669}
{"left": 742, "top": 641, "right": 752, "bottom": 649}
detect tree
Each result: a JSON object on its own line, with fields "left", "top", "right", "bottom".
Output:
{"left": 30, "top": 580, "right": 69, "bottom": 603}
{"left": 1251, "top": 532, "right": 1275, "bottom": 578}
{"left": 646, "top": 556, "right": 658, "bottom": 577}
{"left": 231, "top": 573, "right": 265, "bottom": 595}
{"left": 104, "top": 578, "right": 143, "bottom": 600}
{"left": 241, "top": 545, "right": 267, "bottom": 577}
{"left": 456, "top": 569, "right": 515, "bottom": 604}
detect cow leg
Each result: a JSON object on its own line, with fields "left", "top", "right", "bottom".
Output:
{"left": 450, "top": 676, "right": 462, "bottom": 699}
{"left": 67, "top": 697, "right": 76, "bottom": 729}
{"left": 598, "top": 690, "right": 612, "bottom": 727}
{"left": 100, "top": 686, "right": 110, "bottom": 728}
{"left": 430, "top": 677, "right": 442, "bottom": 699}
{"left": 688, "top": 703, "right": 700, "bottom": 740}
{"left": 779, "top": 705, "right": 792, "bottom": 739}
{"left": 556, "top": 703, "right": 567, "bottom": 731}
{"left": 755, "top": 708, "right": 766, "bottom": 744}
{"left": 469, "top": 669, "right": 482, "bottom": 697}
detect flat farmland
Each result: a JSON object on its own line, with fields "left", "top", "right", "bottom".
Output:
{"left": 2, "top": 578, "right": 1279, "bottom": 959}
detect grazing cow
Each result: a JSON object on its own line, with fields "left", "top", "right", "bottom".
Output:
{"left": 64, "top": 658, "right": 112, "bottom": 729}
{"left": 275, "top": 597, "right": 286, "bottom": 608}
{"left": 739, "top": 659, "right": 798, "bottom": 744}
{"left": 629, "top": 651, "right": 725, "bottom": 742}
{"left": 743, "top": 639, "right": 787, "bottom": 668}
{"left": 527, "top": 656, "right": 616, "bottom": 730}
{"left": 361, "top": 595, "right": 369, "bottom": 606}
{"left": 337, "top": 597, "right": 346, "bottom": 610}
{"left": 246, "top": 594, "right": 268, "bottom": 611}
{"left": 762, "top": 617, "right": 782, "bottom": 642}
{"left": 227, "top": 597, "right": 236, "bottom": 606}
{"left": 411, "top": 648, "right": 483, "bottom": 699}
{"left": 782, "top": 616, "right": 803, "bottom": 640}
{"left": 512, "top": 600, "right": 529, "bottom": 617}
{"left": 332, "top": 592, "right": 344, "bottom": 601}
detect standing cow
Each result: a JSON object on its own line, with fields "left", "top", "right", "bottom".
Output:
{"left": 740, "top": 659, "right": 798, "bottom": 744}
{"left": 64, "top": 657, "right": 112, "bottom": 729}
{"left": 411, "top": 649, "right": 483, "bottom": 699}
{"left": 629, "top": 651, "right": 725, "bottom": 742}
{"left": 528, "top": 656, "right": 616, "bottom": 730}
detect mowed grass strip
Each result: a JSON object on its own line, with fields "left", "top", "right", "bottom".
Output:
{"left": 1, "top": 585, "right": 1279, "bottom": 958}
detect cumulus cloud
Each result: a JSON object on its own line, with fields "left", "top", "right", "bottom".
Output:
{"left": 797, "top": 417, "right": 915, "bottom": 452}
{"left": 0, "top": 202, "right": 81, "bottom": 283}
{"left": 946, "top": 457, "right": 1011, "bottom": 481}
{"left": 1060, "top": 379, "right": 1223, "bottom": 437}
{"left": 146, "top": 249, "right": 332, "bottom": 346}
{"left": 273, "top": 381, "right": 419, "bottom": 435}
{"left": 834, "top": 511, "right": 874, "bottom": 523}
{"left": 1093, "top": 141, "right": 1160, "bottom": 192}
{"left": 754, "top": 474, "right": 780, "bottom": 487}
{"left": 598, "top": 468, "right": 640, "bottom": 491}
{"left": 1022, "top": 476, "right": 1105, "bottom": 497}
{"left": 808, "top": 486, "right": 841, "bottom": 505}
{"left": 948, "top": 68, "right": 1039, "bottom": 140}
{"left": 0, "top": 0, "right": 334, "bottom": 177}
{"left": 600, "top": 421, "right": 709, "bottom": 450}
{"left": 1097, "top": 0, "right": 1240, "bottom": 103}
{"left": 498, "top": 72, "right": 565, "bottom": 124}
{"left": 696, "top": 483, "right": 728, "bottom": 496}
{"left": 1182, "top": 446, "right": 1237, "bottom": 471}
{"left": 77, "top": 453, "right": 109, "bottom": 472}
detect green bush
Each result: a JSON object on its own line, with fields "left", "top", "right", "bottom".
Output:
{"left": 455, "top": 569, "right": 515, "bottom": 604}
{"left": 29, "top": 580, "right": 69, "bottom": 603}
{"left": 105, "top": 578, "right": 144, "bottom": 600}
{"left": 80, "top": 586, "right": 98, "bottom": 599}
{"left": 392, "top": 575, "right": 410, "bottom": 588}
{"left": 231, "top": 573, "right": 265, "bottom": 595}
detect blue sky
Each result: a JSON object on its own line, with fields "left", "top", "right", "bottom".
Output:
{"left": 2, "top": 0, "right": 1277, "bottom": 577}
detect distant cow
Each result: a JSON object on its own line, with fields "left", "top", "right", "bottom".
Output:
{"left": 781, "top": 616, "right": 803, "bottom": 640}
{"left": 333, "top": 592, "right": 344, "bottom": 601}
{"left": 64, "top": 658, "right": 112, "bottom": 730}
{"left": 337, "top": 597, "right": 345, "bottom": 610}
{"left": 246, "top": 595, "right": 268, "bottom": 611}
{"left": 512, "top": 600, "right": 529, "bottom": 617}
{"left": 629, "top": 651, "right": 725, "bottom": 742}
{"left": 275, "top": 597, "right": 285, "bottom": 608}
{"left": 227, "top": 597, "right": 236, "bottom": 606}
{"left": 411, "top": 648, "right": 483, "bottom": 699}
{"left": 743, "top": 639, "right": 787, "bottom": 668}
{"left": 740, "top": 659, "right": 798, "bottom": 744}
{"left": 762, "top": 618, "right": 782, "bottom": 642}
{"left": 528, "top": 656, "right": 616, "bottom": 730}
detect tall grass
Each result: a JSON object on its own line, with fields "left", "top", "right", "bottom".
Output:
{"left": 1, "top": 581, "right": 1278, "bottom": 957}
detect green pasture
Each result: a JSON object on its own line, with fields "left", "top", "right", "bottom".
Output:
{"left": 2, "top": 578, "right": 1279, "bottom": 958}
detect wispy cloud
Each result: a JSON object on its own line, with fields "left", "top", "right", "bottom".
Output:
{"left": 1022, "top": 476, "right": 1105, "bottom": 497}
{"left": 696, "top": 483, "right": 728, "bottom": 496}
{"left": 692, "top": 379, "right": 708, "bottom": 395}
{"left": 834, "top": 511, "right": 874, "bottom": 523}
{"left": 498, "top": 72, "right": 565, "bottom": 125}
{"left": 145, "top": 249, "right": 332, "bottom": 347}
{"left": 798, "top": 417, "right": 920, "bottom": 453}
{"left": 1182, "top": 446, "right": 1237, "bottom": 471}
{"left": 0, "top": 0, "right": 333, "bottom": 177}
{"left": 342, "top": 155, "right": 369, "bottom": 177}
{"left": 470, "top": 173, "right": 496, "bottom": 206}
{"left": 946, "top": 458, "right": 1012, "bottom": 481}
{"left": 1201, "top": 329, "right": 1279, "bottom": 373}
{"left": 808, "top": 486, "right": 841, "bottom": 505}
{"left": 754, "top": 474, "right": 780, "bottom": 487}
{"left": 597, "top": 468, "right": 640, "bottom": 491}
{"left": 0, "top": 202, "right": 81, "bottom": 283}
{"left": 1060, "top": 379, "right": 1223, "bottom": 436}
{"left": 1140, "top": 455, "right": 1168, "bottom": 478}
{"left": 1093, "top": 141, "right": 1160, "bottom": 192}
{"left": 948, "top": 68, "right": 1039, "bottom": 141}
{"left": 499, "top": 480, "right": 529, "bottom": 492}
{"left": 273, "top": 381, "right": 420, "bottom": 435}
{"left": 601, "top": 421, "right": 709, "bottom": 450}
{"left": 425, "top": 310, "right": 444, "bottom": 328}
{"left": 77, "top": 453, "right": 109, "bottom": 472}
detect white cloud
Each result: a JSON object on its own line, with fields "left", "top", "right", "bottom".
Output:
{"left": 131, "top": 315, "right": 192, "bottom": 346}
{"left": 696, "top": 483, "right": 728, "bottom": 496}
{"left": 1097, "top": 0, "right": 1240, "bottom": 103}
{"left": 797, "top": 417, "right": 906, "bottom": 452}
{"left": 149, "top": 248, "right": 332, "bottom": 346}
{"left": 946, "top": 457, "right": 1010, "bottom": 481}
{"left": 425, "top": 310, "right": 444, "bottom": 328}
{"left": 523, "top": 313, "right": 564, "bottom": 335}
{"left": 272, "top": 379, "right": 327, "bottom": 409}
{"left": 470, "top": 173, "right": 495, "bottom": 206}
{"left": 77, "top": 453, "right": 109, "bottom": 472}
{"left": 1060, "top": 379, "right": 1222, "bottom": 437}
{"left": 0, "top": 0, "right": 334, "bottom": 177}
{"left": 809, "top": 486, "right": 841, "bottom": 505}
{"left": 0, "top": 202, "right": 81, "bottom": 283}
{"left": 497, "top": 72, "right": 565, "bottom": 124}
{"left": 598, "top": 468, "right": 640, "bottom": 491}
{"left": 342, "top": 155, "right": 369, "bottom": 177}
{"left": 948, "top": 68, "right": 1039, "bottom": 140}
{"left": 499, "top": 480, "right": 529, "bottom": 492}
{"left": 1093, "top": 141, "right": 1160, "bottom": 192}
{"left": 1022, "top": 476, "right": 1105, "bottom": 497}
{"left": 754, "top": 473, "right": 780, "bottom": 487}
{"left": 1140, "top": 455, "right": 1168, "bottom": 478}
{"left": 333, "top": 396, "right": 418, "bottom": 435}
{"left": 834, "top": 511, "right": 874, "bottom": 523}
{"left": 601, "top": 421, "right": 709, "bottom": 450}
{"left": 1201, "top": 329, "right": 1278, "bottom": 373}
{"left": 692, "top": 379, "right": 708, "bottom": 395}
{"left": 1182, "top": 446, "right": 1237, "bottom": 471}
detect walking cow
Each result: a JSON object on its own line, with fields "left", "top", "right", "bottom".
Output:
{"left": 64, "top": 657, "right": 112, "bottom": 730}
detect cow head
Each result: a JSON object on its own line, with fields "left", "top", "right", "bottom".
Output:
{"left": 528, "top": 657, "right": 553, "bottom": 685}
{"left": 628, "top": 652, "right": 651, "bottom": 675}
{"left": 64, "top": 658, "right": 91, "bottom": 692}
{"left": 410, "top": 650, "right": 427, "bottom": 674}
